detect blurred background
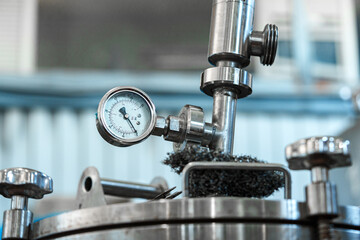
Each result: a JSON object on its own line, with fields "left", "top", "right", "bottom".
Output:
{"left": 0, "top": 0, "right": 360, "bottom": 219}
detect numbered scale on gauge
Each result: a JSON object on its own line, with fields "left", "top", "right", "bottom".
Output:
{"left": 96, "top": 87, "right": 157, "bottom": 147}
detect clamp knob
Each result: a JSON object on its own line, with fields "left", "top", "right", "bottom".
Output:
{"left": 0, "top": 168, "right": 53, "bottom": 239}
{"left": 0, "top": 168, "right": 53, "bottom": 199}
{"left": 286, "top": 136, "right": 351, "bottom": 174}
{"left": 285, "top": 136, "right": 351, "bottom": 219}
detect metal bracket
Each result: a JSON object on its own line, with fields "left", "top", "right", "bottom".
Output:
{"left": 75, "top": 167, "right": 107, "bottom": 209}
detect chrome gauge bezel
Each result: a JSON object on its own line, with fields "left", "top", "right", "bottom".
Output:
{"left": 96, "top": 86, "right": 157, "bottom": 147}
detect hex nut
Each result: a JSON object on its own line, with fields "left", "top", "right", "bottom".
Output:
{"left": 152, "top": 116, "right": 167, "bottom": 136}
{"left": 164, "top": 116, "right": 184, "bottom": 142}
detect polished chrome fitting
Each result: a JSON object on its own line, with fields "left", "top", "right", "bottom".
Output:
{"left": 153, "top": 105, "right": 215, "bottom": 151}
{"left": 75, "top": 167, "right": 175, "bottom": 209}
{"left": 0, "top": 168, "right": 53, "bottom": 240}
{"left": 95, "top": 0, "right": 279, "bottom": 155}
{"left": 286, "top": 137, "right": 351, "bottom": 239}
{"left": 201, "top": 0, "right": 278, "bottom": 154}
{"left": 201, "top": 66, "right": 253, "bottom": 98}
{"left": 286, "top": 136, "right": 351, "bottom": 217}
{"left": 208, "top": 0, "right": 278, "bottom": 67}
{"left": 286, "top": 136, "right": 351, "bottom": 171}
{"left": 249, "top": 24, "right": 279, "bottom": 66}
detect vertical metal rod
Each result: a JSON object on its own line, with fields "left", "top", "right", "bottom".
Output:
{"left": 211, "top": 88, "right": 237, "bottom": 154}
{"left": 10, "top": 196, "right": 28, "bottom": 210}
{"left": 101, "top": 179, "right": 164, "bottom": 199}
{"left": 311, "top": 166, "right": 329, "bottom": 183}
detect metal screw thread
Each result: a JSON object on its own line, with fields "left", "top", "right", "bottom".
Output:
{"left": 317, "top": 220, "right": 339, "bottom": 240}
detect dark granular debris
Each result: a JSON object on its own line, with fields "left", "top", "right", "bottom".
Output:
{"left": 163, "top": 145, "right": 285, "bottom": 198}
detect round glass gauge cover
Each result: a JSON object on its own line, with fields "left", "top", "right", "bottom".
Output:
{"left": 96, "top": 87, "right": 156, "bottom": 147}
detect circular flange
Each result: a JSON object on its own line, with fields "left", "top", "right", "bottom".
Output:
{"left": 201, "top": 67, "right": 253, "bottom": 98}
{"left": 31, "top": 197, "right": 360, "bottom": 239}
{"left": 285, "top": 136, "right": 351, "bottom": 170}
{"left": 178, "top": 105, "right": 204, "bottom": 143}
{"left": 0, "top": 168, "right": 53, "bottom": 199}
{"left": 172, "top": 105, "right": 205, "bottom": 152}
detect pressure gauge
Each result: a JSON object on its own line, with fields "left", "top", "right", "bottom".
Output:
{"left": 96, "top": 87, "right": 157, "bottom": 147}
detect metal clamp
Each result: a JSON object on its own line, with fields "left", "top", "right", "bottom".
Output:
{"left": 182, "top": 162, "right": 292, "bottom": 199}
{"left": 0, "top": 168, "right": 53, "bottom": 240}
{"left": 286, "top": 136, "right": 352, "bottom": 240}
{"left": 76, "top": 167, "right": 178, "bottom": 209}
{"left": 286, "top": 136, "right": 351, "bottom": 217}
{"left": 152, "top": 105, "right": 215, "bottom": 151}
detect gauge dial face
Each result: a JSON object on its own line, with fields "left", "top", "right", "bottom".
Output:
{"left": 97, "top": 87, "right": 156, "bottom": 147}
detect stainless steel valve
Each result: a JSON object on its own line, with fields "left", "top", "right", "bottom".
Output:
{"left": 153, "top": 105, "right": 215, "bottom": 151}
{"left": 286, "top": 136, "right": 351, "bottom": 240}
{"left": 154, "top": 0, "right": 279, "bottom": 154}
{"left": 0, "top": 168, "right": 53, "bottom": 240}
{"left": 200, "top": 0, "right": 278, "bottom": 154}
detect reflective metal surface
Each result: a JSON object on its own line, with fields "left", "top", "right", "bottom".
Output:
{"left": 76, "top": 167, "right": 171, "bottom": 210}
{"left": 208, "top": 0, "right": 278, "bottom": 67}
{"left": 2, "top": 209, "right": 33, "bottom": 240}
{"left": 177, "top": 105, "right": 206, "bottom": 145}
{"left": 138, "top": 0, "right": 277, "bottom": 153}
{"left": 39, "top": 224, "right": 314, "bottom": 240}
{"left": 101, "top": 177, "right": 168, "bottom": 199}
{"left": 31, "top": 197, "right": 360, "bottom": 239}
{"left": 211, "top": 89, "right": 237, "bottom": 153}
{"left": 201, "top": 67, "right": 253, "bottom": 98}
{"left": 208, "top": 0, "right": 255, "bottom": 67}
{"left": 286, "top": 136, "right": 353, "bottom": 240}
{"left": 0, "top": 168, "right": 53, "bottom": 239}
{"left": 249, "top": 24, "right": 279, "bottom": 66}
{"left": 75, "top": 167, "right": 107, "bottom": 209}
{"left": 306, "top": 182, "right": 338, "bottom": 217}
{"left": 285, "top": 137, "right": 351, "bottom": 170}
{"left": 31, "top": 198, "right": 306, "bottom": 239}
{"left": 0, "top": 168, "right": 53, "bottom": 199}
{"left": 153, "top": 105, "right": 215, "bottom": 151}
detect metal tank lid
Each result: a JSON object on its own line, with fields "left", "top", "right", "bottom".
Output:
{"left": 31, "top": 197, "right": 360, "bottom": 239}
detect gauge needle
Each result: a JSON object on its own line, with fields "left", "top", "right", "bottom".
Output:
{"left": 119, "top": 107, "right": 138, "bottom": 135}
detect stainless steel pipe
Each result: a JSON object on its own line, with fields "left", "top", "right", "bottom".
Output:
{"left": 208, "top": 0, "right": 255, "bottom": 67}
{"left": 101, "top": 179, "right": 164, "bottom": 199}
{"left": 211, "top": 88, "right": 237, "bottom": 153}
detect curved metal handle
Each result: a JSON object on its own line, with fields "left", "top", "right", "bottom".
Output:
{"left": 182, "top": 162, "right": 292, "bottom": 199}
